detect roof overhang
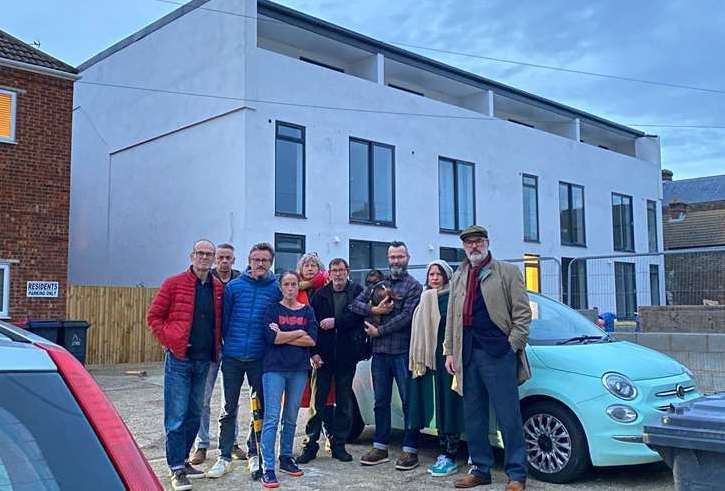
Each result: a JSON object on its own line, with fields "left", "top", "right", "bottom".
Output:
{"left": 0, "top": 58, "right": 80, "bottom": 81}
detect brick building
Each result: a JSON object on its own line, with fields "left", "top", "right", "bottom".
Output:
{"left": 0, "top": 30, "right": 77, "bottom": 323}
{"left": 662, "top": 170, "right": 725, "bottom": 305}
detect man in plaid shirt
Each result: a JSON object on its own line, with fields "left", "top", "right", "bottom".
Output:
{"left": 351, "top": 241, "right": 423, "bottom": 471}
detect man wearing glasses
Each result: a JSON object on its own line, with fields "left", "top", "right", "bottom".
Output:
{"left": 147, "top": 239, "right": 224, "bottom": 491}
{"left": 206, "top": 243, "right": 282, "bottom": 479}
{"left": 443, "top": 226, "right": 531, "bottom": 491}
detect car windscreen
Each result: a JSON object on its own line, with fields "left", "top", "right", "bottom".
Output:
{"left": 0, "top": 371, "right": 125, "bottom": 491}
{"left": 527, "top": 293, "right": 609, "bottom": 345}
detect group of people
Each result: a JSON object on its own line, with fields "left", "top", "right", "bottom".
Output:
{"left": 147, "top": 225, "right": 532, "bottom": 491}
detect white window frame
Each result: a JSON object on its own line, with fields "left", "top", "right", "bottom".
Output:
{"left": 0, "top": 263, "right": 9, "bottom": 318}
{"left": 0, "top": 88, "right": 18, "bottom": 144}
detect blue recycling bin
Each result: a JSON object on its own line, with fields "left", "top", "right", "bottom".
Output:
{"left": 62, "top": 320, "right": 91, "bottom": 365}
{"left": 25, "top": 320, "right": 63, "bottom": 344}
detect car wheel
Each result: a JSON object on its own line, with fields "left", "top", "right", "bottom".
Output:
{"left": 522, "top": 400, "right": 590, "bottom": 483}
{"left": 347, "top": 392, "right": 365, "bottom": 443}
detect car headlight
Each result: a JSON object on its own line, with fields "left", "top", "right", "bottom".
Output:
{"left": 602, "top": 372, "right": 638, "bottom": 400}
{"left": 606, "top": 404, "right": 638, "bottom": 423}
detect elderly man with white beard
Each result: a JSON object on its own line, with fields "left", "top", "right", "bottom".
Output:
{"left": 443, "top": 225, "right": 532, "bottom": 491}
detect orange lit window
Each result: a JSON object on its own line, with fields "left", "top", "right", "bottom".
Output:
{"left": 523, "top": 254, "right": 541, "bottom": 293}
{"left": 0, "top": 89, "right": 17, "bottom": 143}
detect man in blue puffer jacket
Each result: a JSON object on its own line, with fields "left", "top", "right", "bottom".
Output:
{"left": 207, "top": 242, "right": 282, "bottom": 479}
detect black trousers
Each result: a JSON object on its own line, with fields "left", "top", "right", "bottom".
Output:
{"left": 303, "top": 362, "right": 357, "bottom": 449}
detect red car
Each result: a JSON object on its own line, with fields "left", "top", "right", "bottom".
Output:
{"left": 0, "top": 320, "right": 162, "bottom": 490}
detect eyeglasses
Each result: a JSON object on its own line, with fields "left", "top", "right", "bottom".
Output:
{"left": 250, "top": 258, "right": 271, "bottom": 264}
{"left": 463, "top": 238, "right": 487, "bottom": 246}
{"left": 194, "top": 251, "right": 214, "bottom": 258}
{"left": 330, "top": 268, "right": 348, "bottom": 274}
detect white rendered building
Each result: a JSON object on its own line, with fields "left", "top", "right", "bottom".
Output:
{"left": 69, "top": 0, "right": 664, "bottom": 314}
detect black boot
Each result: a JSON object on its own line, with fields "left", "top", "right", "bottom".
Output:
{"left": 331, "top": 445, "right": 353, "bottom": 462}
{"left": 296, "top": 444, "right": 319, "bottom": 464}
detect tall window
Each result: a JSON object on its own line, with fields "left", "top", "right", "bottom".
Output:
{"left": 349, "top": 240, "right": 391, "bottom": 283}
{"left": 647, "top": 200, "right": 658, "bottom": 253}
{"left": 522, "top": 174, "right": 539, "bottom": 242}
{"left": 349, "top": 139, "right": 395, "bottom": 226}
{"left": 0, "top": 89, "right": 17, "bottom": 144}
{"left": 612, "top": 193, "right": 635, "bottom": 252}
{"left": 562, "top": 257, "right": 588, "bottom": 309}
{"left": 438, "top": 158, "right": 475, "bottom": 232}
{"left": 559, "top": 182, "right": 586, "bottom": 246}
{"left": 0, "top": 263, "right": 9, "bottom": 318}
{"left": 274, "top": 233, "right": 305, "bottom": 275}
{"left": 275, "top": 122, "right": 305, "bottom": 217}
{"left": 649, "top": 264, "right": 661, "bottom": 306}
{"left": 615, "top": 262, "right": 637, "bottom": 320}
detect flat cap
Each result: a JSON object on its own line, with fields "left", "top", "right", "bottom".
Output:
{"left": 459, "top": 225, "right": 488, "bottom": 241}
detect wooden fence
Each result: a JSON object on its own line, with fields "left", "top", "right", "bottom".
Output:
{"left": 66, "top": 285, "right": 164, "bottom": 365}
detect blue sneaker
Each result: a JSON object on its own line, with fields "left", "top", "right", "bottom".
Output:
{"left": 261, "top": 469, "right": 279, "bottom": 488}
{"left": 428, "top": 454, "right": 458, "bottom": 477}
{"left": 279, "top": 456, "right": 304, "bottom": 477}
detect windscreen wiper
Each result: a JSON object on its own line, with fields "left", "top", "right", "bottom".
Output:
{"left": 556, "top": 335, "right": 606, "bottom": 345}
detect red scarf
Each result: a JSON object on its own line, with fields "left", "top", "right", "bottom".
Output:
{"left": 463, "top": 253, "right": 491, "bottom": 326}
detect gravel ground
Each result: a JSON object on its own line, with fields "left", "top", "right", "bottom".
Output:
{"left": 92, "top": 362, "right": 674, "bottom": 490}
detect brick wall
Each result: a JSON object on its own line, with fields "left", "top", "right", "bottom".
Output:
{"left": 0, "top": 67, "right": 74, "bottom": 323}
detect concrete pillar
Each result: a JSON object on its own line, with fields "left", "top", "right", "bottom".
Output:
{"left": 635, "top": 136, "right": 662, "bottom": 165}
{"left": 350, "top": 53, "right": 384, "bottom": 84}
{"left": 565, "top": 118, "right": 581, "bottom": 141}
{"left": 460, "top": 89, "right": 494, "bottom": 116}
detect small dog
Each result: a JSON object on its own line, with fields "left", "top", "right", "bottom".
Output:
{"left": 365, "top": 279, "right": 401, "bottom": 327}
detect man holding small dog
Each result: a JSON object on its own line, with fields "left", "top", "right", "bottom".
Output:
{"left": 351, "top": 241, "right": 423, "bottom": 471}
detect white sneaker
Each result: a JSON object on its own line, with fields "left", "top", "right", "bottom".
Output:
{"left": 205, "top": 458, "right": 232, "bottom": 478}
{"left": 247, "top": 455, "right": 260, "bottom": 474}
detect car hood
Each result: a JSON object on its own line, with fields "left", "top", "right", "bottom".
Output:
{"left": 532, "top": 340, "right": 685, "bottom": 380}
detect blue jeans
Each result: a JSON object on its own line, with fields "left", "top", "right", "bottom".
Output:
{"left": 261, "top": 371, "right": 307, "bottom": 471}
{"left": 195, "top": 360, "right": 239, "bottom": 449}
{"left": 163, "top": 352, "right": 210, "bottom": 470}
{"left": 463, "top": 348, "right": 527, "bottom": 482}
{"left": 371, "top": 353, "right": 419, "bottom": 453}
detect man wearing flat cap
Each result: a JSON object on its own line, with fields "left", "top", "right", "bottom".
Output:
{"left": 443, "top": 225, "right": 531, "bottom": 490}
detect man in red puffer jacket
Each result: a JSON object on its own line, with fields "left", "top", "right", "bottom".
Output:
{"left": 147, "top": 239, "right": 224, "bottom": 491}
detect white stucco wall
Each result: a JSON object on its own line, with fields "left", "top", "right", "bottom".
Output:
{"left": 69, "top": 0, "right": 663, "bottom": 312}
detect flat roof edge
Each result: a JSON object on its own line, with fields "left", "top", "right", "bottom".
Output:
{"left": 77, "top": 0, "right": 212, "bottom": 72}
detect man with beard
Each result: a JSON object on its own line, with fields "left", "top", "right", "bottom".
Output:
{"left": 443, "top": 226, "right": 531, "bottom": 491}
{"left": 351, "top": 241, "right": 423, "bottom": 471}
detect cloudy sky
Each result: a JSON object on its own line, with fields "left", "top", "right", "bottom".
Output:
{"left": 5, "top": 0, "right": 724, "bottom": 179}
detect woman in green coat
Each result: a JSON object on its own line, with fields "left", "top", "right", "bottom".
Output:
{"left": 407, "top": 260, "right": 464, "bottom": 477}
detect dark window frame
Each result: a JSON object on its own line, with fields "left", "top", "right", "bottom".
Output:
{"left": 388, "top": 83, "right": 424, "bottom": 97}
{"left": 274, "top": 233, "right": 306, "bottom": 275}
{"left": 440, "top": 247, "right": 467, "bottom": 265}
{"left": 349, "top": 137, "right": 396, "bottom": 227}
{"left": 274, "top": 121, "right": 306, "bottom": 218}
{"left": 614, "top": 261, "right": 638, "bottom": 320}
{"left": 559, "top": 181, "right": 587, "bottom": 247}
{"left": 438, "top": 156, "right": 476, "bottom": 234}
{"left": 649, "top": 264, "right": 661, "bottom": 306}
{"left": 349, "top": 239, "right": 392, "bottom": 282}
{"left": 647, "top": 199, "right": 658, "bottom": 253}
{"left": 612, "top": 192, "right": 635, "bottom": 252}
{"left": 522, "top": 174, "right": 540, "bottom": 242}
{"left": 562, "top": 257, "right": 588, "bottom": 309}
{"left": 299, "top": 56, "right": 345, "bottom": 73}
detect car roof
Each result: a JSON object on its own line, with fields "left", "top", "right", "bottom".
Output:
{"left": 0, "top": 321, "right": 57, "bottom": 372}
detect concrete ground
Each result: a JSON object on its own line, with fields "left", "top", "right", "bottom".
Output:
{"left": 92, "top": 363, "right": 674, "bottom": 490}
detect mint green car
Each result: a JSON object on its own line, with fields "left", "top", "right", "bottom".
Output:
{"left": 350, "top": 292, "right": 699, "bottom": 483}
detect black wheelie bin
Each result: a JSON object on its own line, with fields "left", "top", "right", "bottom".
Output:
{"left": 643, "top": 393, "right": 725, "bottom": 491}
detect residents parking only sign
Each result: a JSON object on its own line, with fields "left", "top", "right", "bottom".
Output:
{"left": 26, "top": 281, "right": 59, "bottom": 298}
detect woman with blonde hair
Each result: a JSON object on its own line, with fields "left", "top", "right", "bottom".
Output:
{"left": 296, "top": 252, "right": 329, "bottom": 305}
{"left": 407, "top": 260, "right": 463, "bottom": 477}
